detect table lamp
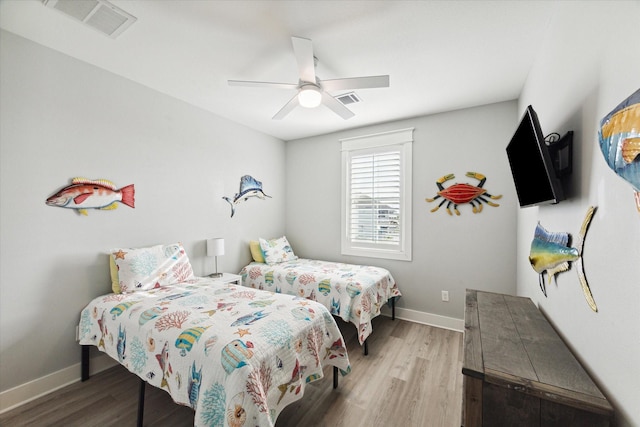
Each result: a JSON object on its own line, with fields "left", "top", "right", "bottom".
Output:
{"left": 206, "top": 238, "right": 224, "bottom": 278}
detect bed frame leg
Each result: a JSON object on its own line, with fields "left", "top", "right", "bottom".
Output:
{"left": 363, "top": 339, "right": 368, "bottom": 356}
{"left": 137, "top": 378, "right": 146, "bottom": 427}
{"left": 392, "top": 297, "right": 396, "bottom": 320}
{"left": 81, "top": 345, "right": 90, "bottom": 382}
{"left": 333, "top": 366, "right": 338, "bottom": 389}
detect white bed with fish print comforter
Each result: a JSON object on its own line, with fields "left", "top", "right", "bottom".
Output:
{"left": 239, "top": 259, "right": 401, "bottom": 345}
{"left": 78, "top": 277, "right": 350, "bottom": 427}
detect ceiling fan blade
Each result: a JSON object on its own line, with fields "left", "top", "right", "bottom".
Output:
{"left": 321, "top": 75, "right": 390, "bottom": 92}
{"left": 291, "top": 36, "right": 316, "bottom": 83}
{"left": 228, "top": 80, "right": 299, "bottom": 90}
{"left": 272, "top": 93, "right": 300, "bottom": 120}
{"left": 321, "top": 92, "right": 354, "bottom": 120}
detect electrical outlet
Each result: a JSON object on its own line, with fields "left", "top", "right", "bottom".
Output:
{"left": 441, "top": 290, "right": 449, "bottom": 302}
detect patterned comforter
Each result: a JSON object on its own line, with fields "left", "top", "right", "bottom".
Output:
{"left": 78, "top": 277, "right": 350, "bottom": 427}
{"left": 239, "top": 259, "right": 401, "bottom": 345}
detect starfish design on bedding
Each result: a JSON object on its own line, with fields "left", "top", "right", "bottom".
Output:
{"left": 235, "top": 328, "right": 251, "bottom": 337}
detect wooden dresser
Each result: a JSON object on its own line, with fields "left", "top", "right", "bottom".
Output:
{"left": 462, "top": 289, "right": 613, "bottom": 427}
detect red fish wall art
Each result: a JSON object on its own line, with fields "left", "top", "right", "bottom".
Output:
{"left": 425, "top": 171, "right": 502, "bottom": 215}
{"left": 46, "top": 177, "right": 135, "bottom": 216}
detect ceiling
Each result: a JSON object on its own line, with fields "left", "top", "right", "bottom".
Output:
{"left": 0, "top": 0, "right": 558, "bottom": 141}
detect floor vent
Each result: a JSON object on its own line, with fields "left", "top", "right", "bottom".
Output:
{"left": 336, "top": 92, "right": 361, "bottom": 105}
{"left": 43, "top": 0, "right": 137, "bottom": 38}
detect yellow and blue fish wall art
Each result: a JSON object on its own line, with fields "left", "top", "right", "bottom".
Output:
{"left": 529, "top": 206, "right": 598, "bottom": 312}
{"left": 598, "top": 88, "right": 640, "bottom": 212}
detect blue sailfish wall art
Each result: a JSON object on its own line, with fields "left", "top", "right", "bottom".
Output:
{"left": 529, "top": 206, "right": 598, "bottom": 312}
{"left": 223, "top": 175, "right": 271, "bottom": 217}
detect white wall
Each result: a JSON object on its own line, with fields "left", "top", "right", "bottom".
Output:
{"left": 515, "top": 2, "right": 639, "bottom": 426}
{"left": 286, "top": 101, "right": 519, "bottom": 322}
{"left": 2, "top": 1, "right": 638, "bottom": 424}
{"left": 0, "top": 30, "right": 286, "bottom": 395}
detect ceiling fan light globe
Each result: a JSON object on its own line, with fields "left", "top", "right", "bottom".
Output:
{"left": 298, "top": 87, "right": 322, "bottom": 108}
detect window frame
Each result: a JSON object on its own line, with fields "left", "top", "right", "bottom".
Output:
{"left": 340, "top": 128, "right": 413, "bottom": 261}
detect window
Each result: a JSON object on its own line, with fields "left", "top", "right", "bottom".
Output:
{"left": 341, "top": 128, "right": 413, "bottom": 261}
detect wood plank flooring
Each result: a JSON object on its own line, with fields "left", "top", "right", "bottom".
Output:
{"left": 0, "top": 316, "right": 463, "bottom": 427}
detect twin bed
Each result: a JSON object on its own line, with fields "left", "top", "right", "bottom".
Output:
{"left": 240, "top": 237, "right": 401, "bottom": 354}
{"left": 79, "top": 242, "right": 351, "bottom": 427}
{"left": 79, "top": 238, "right": 400, "bottom": 426}
{"left": 239, "top": 256, "right": 400, "bottom": 354}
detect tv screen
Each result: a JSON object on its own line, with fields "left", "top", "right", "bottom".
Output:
{"left": 506, "top": 105, "right": 567, "bottom": 207}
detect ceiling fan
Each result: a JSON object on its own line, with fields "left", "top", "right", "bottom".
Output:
{"left": 228, "top": 36, "right": 389, "bottom": 120}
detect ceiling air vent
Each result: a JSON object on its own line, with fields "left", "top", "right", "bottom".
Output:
{"left": 336, "top": 92, "right": 361, "bottom": 106}
{"left": 43, "top": 0, "right": 137, "bottom": 38}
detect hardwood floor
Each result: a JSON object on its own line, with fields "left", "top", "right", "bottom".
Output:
{"left": 0, "top": 316, "right": 463, "bottom": 427}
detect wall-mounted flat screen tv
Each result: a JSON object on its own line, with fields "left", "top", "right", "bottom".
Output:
{"left": 506, "top": 105, "right": 572, "bottom": 208}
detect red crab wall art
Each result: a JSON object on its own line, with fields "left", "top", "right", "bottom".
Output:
{"left": 425, "top": 172, "right": 502, "bottom": 215}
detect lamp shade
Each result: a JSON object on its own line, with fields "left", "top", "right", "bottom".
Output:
{"left": 206, "top": 238, "right": 225, "bottom": 257}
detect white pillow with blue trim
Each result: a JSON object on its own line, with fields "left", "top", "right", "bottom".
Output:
{"left": 110, "top": 242, "right": 195, "bottom": 293}
{"left": 258, "top": 236, "right": 298, "bottom": 265}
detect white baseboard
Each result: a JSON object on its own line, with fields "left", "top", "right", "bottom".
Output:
{"left": 0, "top": 353, "right": 117, "bottom": 414}
{"left": 381, "top": 306, "right": 464, "bottom": 332}
{"left": 0, "top": 309, "right": 462, "bottom": 414}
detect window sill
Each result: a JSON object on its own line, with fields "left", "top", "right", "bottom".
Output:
{"left": 341, "top": 247, "right": 411, "bottom": 261}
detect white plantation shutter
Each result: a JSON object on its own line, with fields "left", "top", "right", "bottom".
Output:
{"left": 350, "top": 150, "right": 401, "bottom": 245}
{"left": 341, "top": 128, "right": 413, "bottom": 261}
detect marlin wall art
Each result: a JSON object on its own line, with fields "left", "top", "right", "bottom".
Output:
{"left": 223, "top": 175, "right": 271, "bottom": 218}
{"left": 528, "top": 206, "right": 598, "bottom": 312}
{"left": 46, "top": 177, "right": 135, "bottom": 216}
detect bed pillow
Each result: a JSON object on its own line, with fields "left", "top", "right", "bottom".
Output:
{"left": 109, "top": 254, "right": 121, "bottom": 293}
{"left": 249, "top": 240, "right": 265, "bottom": 263}
{"left": 110, "top": 242, "right": 195, "bottom": 293}
{"left": 259, "top": 236, "right": 298, "bottom": 265}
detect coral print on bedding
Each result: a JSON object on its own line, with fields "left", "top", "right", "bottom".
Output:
{"left": 79, "top": 277, "right": 350, "bottom": 427}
